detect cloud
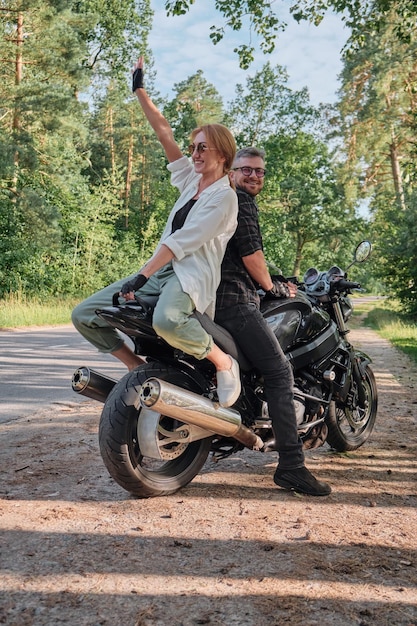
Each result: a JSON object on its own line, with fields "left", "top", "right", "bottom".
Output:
{"left": 148, "top": 1, "right": 349, "bottom": 106}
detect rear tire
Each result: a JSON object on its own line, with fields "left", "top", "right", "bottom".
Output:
{"left": 99, "top": 363, "right": 212, "bottom": 497}
{"left": 326, "top": 364, "right": 378, "bottom": 451}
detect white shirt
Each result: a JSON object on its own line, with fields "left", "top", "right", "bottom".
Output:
{"left": 151, "top": 156, "right": 238, "bottom": 317}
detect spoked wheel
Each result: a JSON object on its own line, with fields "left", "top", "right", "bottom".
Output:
{"left": 99, "top": 363, "right": 212, "bottom": 497}
{"left": 326, "top": 364, "right": 378, "bottom": 451}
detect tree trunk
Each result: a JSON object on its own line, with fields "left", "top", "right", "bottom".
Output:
{"left": 106, "top": 107, "right": 116, "bottom": 178}
{"left": 292, "top": 234, "right": 304, "bottom": 278}
{"left": 124, "top": 134, "right": 134, "bottom": 228}
{"left": 389, "top": 129, "right": 406, "bottom": 211}
{"left": 12, "top": 11, "right": 23, "bottom": 196}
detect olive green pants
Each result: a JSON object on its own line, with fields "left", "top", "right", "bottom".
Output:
{"left": 71, "top": 265, "right": 213, "bottom": 359}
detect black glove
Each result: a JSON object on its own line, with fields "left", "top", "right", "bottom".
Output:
{"left": 132, "top": 67, "right": 144, "bottom": 92}
{"left": 120, "top": 273, "right": 148, "bottom": 296}
{"left": 264, "top": 276, "right": 290, "bottom": 300}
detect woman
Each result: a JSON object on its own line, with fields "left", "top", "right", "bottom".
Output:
{"left": 72, "top": 58, "right": 240, "bottom": 407}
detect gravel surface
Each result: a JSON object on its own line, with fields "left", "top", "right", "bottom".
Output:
{"left": 1, "top": 326, "right": 416, "bottom": 626}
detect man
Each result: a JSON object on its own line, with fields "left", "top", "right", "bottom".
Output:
{"left": 215, "top": 147, "right": 331, "bottom": 496}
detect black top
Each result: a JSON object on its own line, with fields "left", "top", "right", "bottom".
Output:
{"left": 171, "top": 198, "right": 197, "bottom": 234}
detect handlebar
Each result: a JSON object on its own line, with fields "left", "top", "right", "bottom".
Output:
{"left": 331, "top": 279, "right": 361, "bottom": 293}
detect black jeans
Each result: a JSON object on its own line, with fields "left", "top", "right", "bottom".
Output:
{"left": 215, "top": 303, "right": 305, "bottom": 469}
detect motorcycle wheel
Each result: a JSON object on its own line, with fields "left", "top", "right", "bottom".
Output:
{"left": 99, "top": 363, "right": 212, "bottom": 498}
{"left": 326, "top": 364, "right": 378, "bottom": 451}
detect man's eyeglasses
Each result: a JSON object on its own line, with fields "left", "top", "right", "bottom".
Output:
{"left": 232, "top": 166, "right": 266, "bottom": 178}
{"left": 188, "top": 142, "right": 217, "bottom": 155}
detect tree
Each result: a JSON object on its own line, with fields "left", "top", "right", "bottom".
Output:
{"left": 334, "top": 3, "right": 417, "bottom": 311}
{"left": 163, "top": 70, "right": 224, "bottom": 148}
{"left": 0, "top": 0, "right": 153, "bottom": 297}
{"left": 0, "top": 1, "right": 93, "bottom": 295}
{"left": 164, "top": 0, "right": 417, "bottom": 68}
{"left": 336, "top": 10, "right": 417, "bottom": 211}
{"left": 222, "top": 62, "right": 357, "bottom": 275}
{"left": 224, "top": 62, "right": 317, "bottom": 147}
{"left": 260, "top": 131, "right": 363, "bottom": 277}
{"left": 370, "top": 189, "right": 417, "bottom": 315}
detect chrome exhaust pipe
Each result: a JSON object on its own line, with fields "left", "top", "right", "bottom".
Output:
{"left": 139, "top": 377, "right": 264, "bottom": 451}
{"left": 72, "top": 366, "right": 117, "bottom": 403}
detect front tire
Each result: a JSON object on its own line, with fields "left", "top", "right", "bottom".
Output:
{"left": 99, "top": 363, "right": 212, "bottom": 497}
{"left": 326, "top": 364, "right": 378, "bottom": 451}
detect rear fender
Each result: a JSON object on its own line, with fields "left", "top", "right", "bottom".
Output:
{"left": 96, "top": 303, "right": 155, "bottom": 336}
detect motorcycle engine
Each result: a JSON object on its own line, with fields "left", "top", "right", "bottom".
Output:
{"left": 294, "top": 382, "right": 324, "bottom": 428}
{"left": 252, "top": 384, "right": 324, "bottom": 432}
{"left": 293, "top": 387, "right": 306, "bottom": 425}
{"left": 295, "top": 381, "right": 328, "bottom": 449}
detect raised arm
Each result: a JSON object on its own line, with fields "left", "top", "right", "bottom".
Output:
{"left": 132, "top": 57, "right": 183, "bottom": 163}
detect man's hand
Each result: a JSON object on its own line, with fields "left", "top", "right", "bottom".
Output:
{"left": 120, "top": 274, "right": 148, "bottom": 300}
{"left": 264, "top": 276, "right": 297, "bottom": 300}
{"left": 287, "top": 281, "right": 298, "bottom": 297}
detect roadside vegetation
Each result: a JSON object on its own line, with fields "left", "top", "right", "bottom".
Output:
{"left": 352, "top": 298, "right": 417, "bottom": 366}
{"left": 0, "top": 293, "right": 78, "bottom": 329}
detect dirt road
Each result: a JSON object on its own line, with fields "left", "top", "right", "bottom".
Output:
{"left": 1, "top": 326, "right": 416, "bottom": 626}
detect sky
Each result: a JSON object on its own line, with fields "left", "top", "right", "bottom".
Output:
{"left": 148, "top": 0, "right": 350, "bottom": 107}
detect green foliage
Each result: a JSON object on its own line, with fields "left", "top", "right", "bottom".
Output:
{"left": 0, "top": 0, "right": 160, "bottom": 299}
{"left": 75, "top": 0, "right": 153, "bottom": 78}
{"left": 164, "top": 1, "right": 417, "bottom": 68}
{"left": 371, "top": 193, "right": 417, "bottom": 316}
{"left": 224, "top": 62, "right": 317, "bottom": 147}
{"left": 1, "top": 0, "right": 416, "bottom": 318}
{"left": 336, "top": 10, "right": 417, "bottom": 204}
{"left": 334, "top": 4, "right": 417, "bottom": 314}
{"left": 364, "top": 303, "right": 417, "bottom": 364}
{"left": 163, "top": 70, "right": 224, "bottom": 148}
{"left": 260, "top": 130, "right": 365, "bottom": 277}
{"left": 221, "top": 61, "right": 362, "bottom": 275}
{"left": 166, "top": 0, "right": 281, "bottom": 69}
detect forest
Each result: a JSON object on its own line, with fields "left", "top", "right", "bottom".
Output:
{"left": 1, "top": 0, "right": 417, "bottom": 315}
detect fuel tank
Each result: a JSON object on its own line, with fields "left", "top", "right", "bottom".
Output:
{"left": 261, "top": 292, "right": 340, "bottom": 369}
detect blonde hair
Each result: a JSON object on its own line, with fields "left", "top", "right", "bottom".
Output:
{"left": 190, "top": 124, "right": 236, "bottom": 174}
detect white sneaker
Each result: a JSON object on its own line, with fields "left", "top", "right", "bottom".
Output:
{"left": 216, "top": 356, "right": 241, "bottom": 407}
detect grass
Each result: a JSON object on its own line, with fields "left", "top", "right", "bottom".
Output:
{"left": 0, "top": 293, "right": 79, "bottom": 329}
{"left": 352, "top": 297, "right": 417, "bottom": 366}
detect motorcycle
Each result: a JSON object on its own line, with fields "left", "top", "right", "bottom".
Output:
{"left": 72, "top": 240, "right": 377, "bottom": 498}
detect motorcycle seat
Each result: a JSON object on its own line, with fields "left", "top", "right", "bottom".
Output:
{"left": 134, "top": 297, "right": 250, "bottom": 365}
{"left": 192, "top": 311, "right": 252, "bottom": 371}
{"left": 107, "top": 294, "right": 252, "bottom": 371}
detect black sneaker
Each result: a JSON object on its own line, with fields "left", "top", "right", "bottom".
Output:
{"left": 274, "top": 466, "right": 331, "bottom": 496}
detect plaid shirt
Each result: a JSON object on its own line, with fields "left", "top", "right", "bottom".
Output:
{"left": 216, "top": 187, "right": 263, "bottom": 310}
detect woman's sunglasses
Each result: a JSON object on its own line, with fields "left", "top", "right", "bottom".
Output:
{"left": 188, "top": 142, "right": 217, "bottom": 155}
